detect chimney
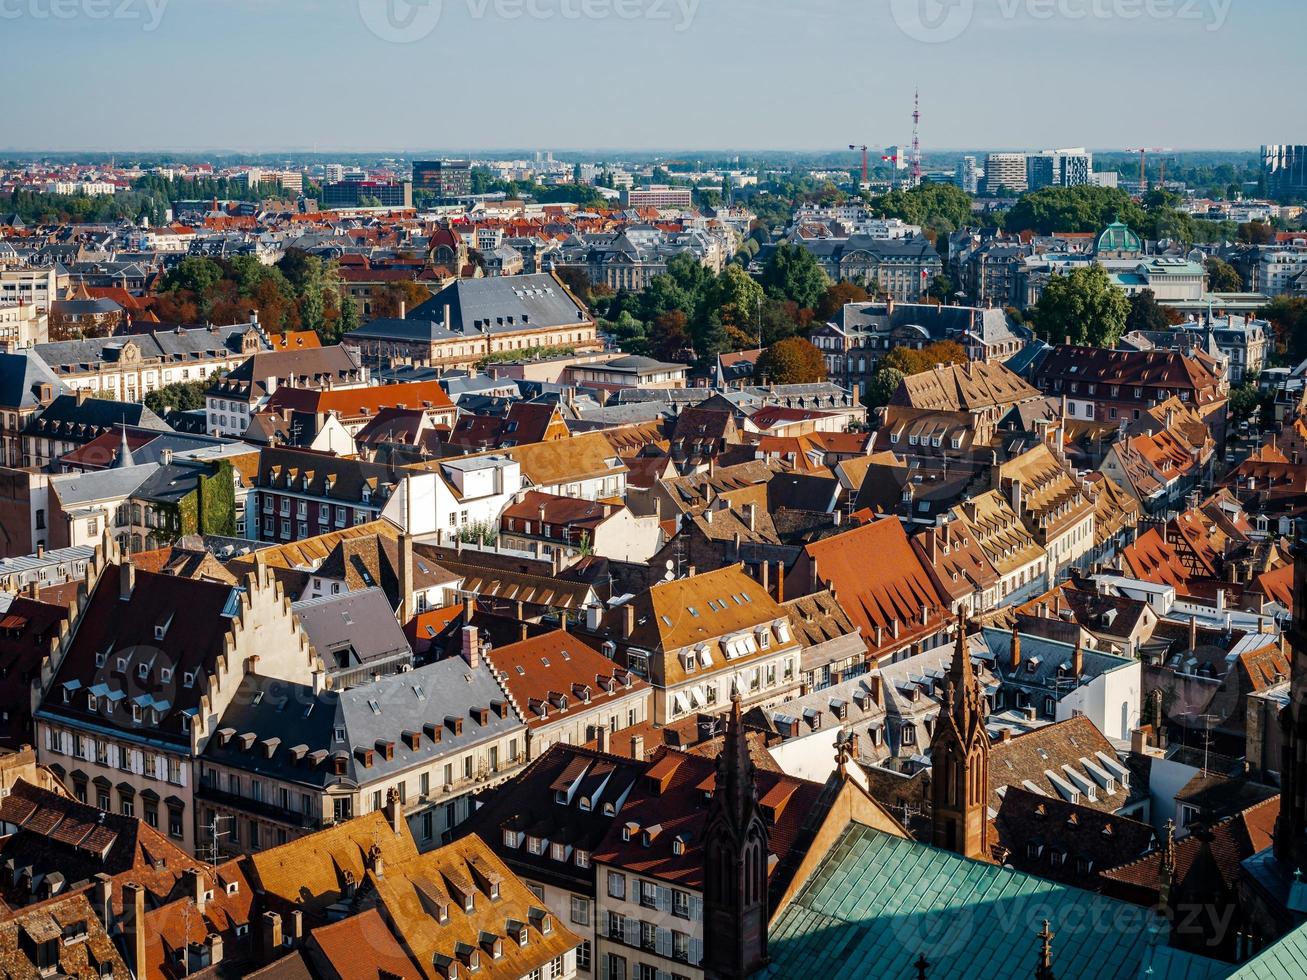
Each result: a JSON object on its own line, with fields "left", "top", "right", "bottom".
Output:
{"left": 1010, "top": 624, "right": 1021, "bottom": 671}
{"left": 461, "top": 626, "right": 480, "bottom": 669}
{"left": 261, "top": 911, "right": 283, "bottom": 956}
{"left": 92, "top": 873, "right": 113, "bottom": 932}
{"left": 761, "top": 560, "right": 770, "bottom": 594}
{"left": 76, "top": 387, "right": 90, "bottom": 406}
{"left": 207, "top": 933, "right": 224, "bottom": 967}
{"left": 123, "top": 883, "right": 147, "bottom": 980}
{"left": 399, "top": 532, "right": 414, "bottom": 622}
{"left": 185, "top": 867, "right": 207, "bottom": 914}
{"left": 1188, "top": 615, "right": 1197, "bottom": 651}
{"left": 1071, "top": 636, "right": 1083, "bottom": 677}
{"left": 776, "top": 561, "right": 785, "bottom": 603}
{"left": 744, "top": 503, "right": 756, "bottom": 533}
{"left": 381, "top": 789, "right": 402, "bottom": 836}
{"left": 119, "top": 562, "right": 135, "bottom": 601}
{"left": 624, "top": 603, "right": 636, "bottom": 639}
{"left": 868, "top": 672, "right": 882, "bottom": 706}
{"left": 629, "top": 734, "right": 645, "bottom": 759}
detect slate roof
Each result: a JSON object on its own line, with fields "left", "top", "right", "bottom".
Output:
{"left": 292, "top": 588, "right": 412, "bottom": 674}
{"left": 0, "top": 351, "right": 64, "bottom": 410}
{"left": 22, "top": 394, "right": 168, "bottom": 440}
{"left": 1226, "top": 919, "right": 1307, "bottom": 979}
{"left": 203, "top": 655, "right": 523, "bottom": 790}
{"left": 761, "top": 822, "right": 1222, "bottom": 980}
{"left": 351, "top": 272, "right": 590, "bottom": 342}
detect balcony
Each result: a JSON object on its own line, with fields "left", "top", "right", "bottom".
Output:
{"left": 196, "top": 783, "right": 322, "bottom": 831}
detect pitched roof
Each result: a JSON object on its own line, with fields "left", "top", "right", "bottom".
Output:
{"left": 483, "top": 630, "right": 647, "bottom": 731}
{"left": 763, "top": 822, "right": 1205, "bottom": 980}
{"left": 891, "top": 360, "right": 1041, "bottom": 414}
{"left": 307, "top": 907, "right": 419, "bottom": 980}
{"left": 801, "top": 519, "right": 948, "bottom": 653}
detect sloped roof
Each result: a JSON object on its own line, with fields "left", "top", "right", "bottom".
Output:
{"left": 762, "top": 822, "right": 1207, "bottom": 980}
{"left": 891, "top": 360, "right": 1041, "bottom": 414}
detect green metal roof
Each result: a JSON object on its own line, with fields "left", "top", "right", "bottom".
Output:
{"left": 1097, "top": 220, "right": 1143, "bottom": 255}
{"left": 1226, "top": 920, "right": 1307, "bottom": 979}
{"left": 760, "top": 823, "right": 1228, "bottom": 980}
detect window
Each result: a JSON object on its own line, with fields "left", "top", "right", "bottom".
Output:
{"left": 672, "top": 889, "right": 690, "bottom": 919}
{"left": 577, "top": 941, "right": 591, "bottom": 973}
{"left": 605, "top": 955, "right": 627, "bottom": 980}
{"left": 607, "top": 871, "right": 626, "bottom": 900}
{"left": 640, "top": 921, "right": 657, "bottom": 951}
{"left": 168, "top": 807, "right": 184, "bottom": 840}
{"left": 570, "top": 895, "right": 590, "bottom": 926}
{"left": 639, "top": 879, "right": 658, "bottom": 910}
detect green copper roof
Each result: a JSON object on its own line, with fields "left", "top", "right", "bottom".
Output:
{"left": 760, "top": 823, "right": 1227, "bottom": 980}
{"left": 1097, "top": 219, "right": 1143, "bottom": 255}
{"left": 1226, "top": 920, "right": 1307, "bottom": 979}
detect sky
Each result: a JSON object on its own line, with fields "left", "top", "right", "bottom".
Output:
{"left": 4, "top": 0, "right": 1303, "bottom": 153}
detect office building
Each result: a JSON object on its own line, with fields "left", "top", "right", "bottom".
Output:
{"left": 623, "top": 185, "right": 693, "bottom": 209}
{"left": 984, "top": 153, "right": 1029, "bottom": 194}
{"left": 322, "top": 179, "right": 413, "bottom": 209}
{"left": 412, "top": 159, "right": 473, "bottom": 199}
{"left": 1263, "top": 144, "right": 1307, "bottom": 198}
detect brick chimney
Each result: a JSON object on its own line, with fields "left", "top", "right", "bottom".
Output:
{"left": 461, "top": 626, "right": 479, "bottom": 669}
{"left": 92, "top": 873, "right": 113, "bottom": 932}
{"left": 623, "top": 603, "right": 636, "bottom": 639}
{"left": 123, "top": 883, "right": 147, "bottom": 980}
{"left": 1071, "top": 635, "right": 1083, "bottom": 676}
{"left": 629, "top": 734, "right": 645, "bottom": 759}
{"left": 1010, "top": 624, "right": 1021, "bottom": 671}
{"left": 185, "top": 867, "right": 206, "bottom": 914}
{"left": 261, "top": 911, "right": 283, "bottom": 957}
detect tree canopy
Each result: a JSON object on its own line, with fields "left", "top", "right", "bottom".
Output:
{"left": 1032, "top": 265, "right": 1131, "bottom": 348}
{"left": 1003, "top": 186, "right": 1146, "bottom": 236}
{"left": 755, "top": 337, "right": 826, "bottom": 385}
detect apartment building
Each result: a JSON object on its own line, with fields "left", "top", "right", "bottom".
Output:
{"left": 198, "top": 627, "right": 527, "bottom": 854}
{"left": 579, "top": 565, "right": 803, "bottom": 726}
{"left": 34, "top": 551, "right": 317, "bottom": 854}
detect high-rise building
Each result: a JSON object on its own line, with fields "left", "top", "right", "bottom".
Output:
{"left": 1026, "top": 149, "right": 1093, "bottom": 191}
{"left": 324, "top": 164, "right": 345, "bottom": 183}
{"left": 983, "top": 153, "right": 1029, "bottom": 195}
{"left": 959, "top": 156, "right": 979, "bottom": 194}
{"left": 412, "top": 160, "right": 473, "bottom": 199}
{"left": 1263, "top": 144, "right": 1307, "bottom": 198}
{"left": 322, "top": 179, "right": 412, "bottom": 209}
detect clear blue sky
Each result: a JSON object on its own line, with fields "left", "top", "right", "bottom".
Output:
{"left": 5, "top": 0, "right": 1302, "bottom": 153}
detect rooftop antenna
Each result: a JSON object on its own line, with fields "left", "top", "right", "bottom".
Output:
{"left": 910, "top": 89, "right": 923, "bottom": 188}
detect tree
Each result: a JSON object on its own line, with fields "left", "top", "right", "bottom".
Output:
{"left": 1032, "top": 265, "right": 1130, "bottom": 348}
{"left": 816, "top": 281, "right": 869, "bottom": 321}
{"left": 761, "top": 241, "right": 829, "bottom": 310}
{"left": 755, "top": 337, "right": 826, "bottom": 385}
{"left": 866, "top": 368, "right": 905, "bottom": 409}
{"left": 338, "top": 291, "right": 360, "bottom": 335}
{"left": 693, "top": 313, "right": 730, "bottom": 372}
{"left": 636, "top": 274, "right": 693, "bottom": 323}
{"left": 1003, "top": 186, "right": 1146, "bottom": 236}
{"left": 1228, "top": 381, "right": 1263, "bottom": 422}
{"left": 1262, "top": 296, "right": 1307, "bottom": 359}
{"left": 925, "top": 273, "right": 955, "bottom": 304}
{"left": 1205, "top": 257, "right": 1244, "bottom": 293}
{"left": 161, "top": 257, "right": 223, "bottom": 299}
{"left": 706, "top": 264, "right": 764, "bottom": 326}
{"left": 880, "top": 340, "right": 967, "bottom": 376}
{"left": 651, "top": 310, "right": 691, "bottom": 362}
{"left": 144, "top": 379, "right": 209, "bottom": 415}
{"left": 873, "top": 184, "right": 973, "bottom": 236}
{"left": 606, "top": 311, "right": 651, "bottom": 356}
{"left": 1238, "top": 221, "right": 1276, "bottom": 245}
{"left": 1125, "top": 289, "right": 1170, "bottom": 334}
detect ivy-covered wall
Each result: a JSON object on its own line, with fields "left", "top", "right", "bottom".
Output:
{"left": 197, "top": 460, "right": 237, "bottom": 536}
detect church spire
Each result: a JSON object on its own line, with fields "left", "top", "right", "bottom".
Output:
{"left": 702, "top": 690, "right": 769, "bottom": 980}
{"left": 932, "top": 610, "right": 991, "bottom": 859}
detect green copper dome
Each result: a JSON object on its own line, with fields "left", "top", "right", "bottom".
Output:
{"left": 1096, "top": 217, "right": 1142, "bottom": 255}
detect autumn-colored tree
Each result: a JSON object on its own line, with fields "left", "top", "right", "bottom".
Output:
{"left": 816, "top": 281, "right": 870, "bottom": 320}
{"left": 879, "top": 340, "right": 967, "bottom": 376}
{"left": 755, "top": 337, "right": 827, "bottom": 385}
{"left": 651, "top": 310, "right": 692, "bottom": 362}
{"left": 370, "top": 280, "right": 432, "bottom": 320}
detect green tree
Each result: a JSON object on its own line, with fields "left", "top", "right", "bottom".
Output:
{"left": 1205, "top": 257, "right": 1244, "bottom": 292}
{"left": 873, "top": 184, "right": 973, "bottom": 236}
{"left": 693, "top": 312, "right": 730, "bottom": 371}
{"left": 866, "top": 368, "right": 905, "bottom": 409}
{"left": 1125, "top": 289, "right": 1170, "bottom": 334}
{"left": 1239, "top": 221, "right": 1276, "bottom": 245}
{"left": 1004, "top": 186, "right": 1146, "bottom": 235}
{"left": 925, "top": 274, "right": 955, "bottom": 304}
{"left": 606, "top": 310, "right": 650, "bottom": 356}
{"left": 1229, "top": 381, "right": 1263, "bottom": 422}
{"left": 755, "top": 337, "right": 826, "bottom": 385}
{"left": 706, "top": 264, "right": 765, "bottom": 328}
{"left": 1262, "top": 296, "right": 1307, "bottom": 359}
{"left": 162, "top": 257, "right": 223, "bottom": 298}
{"left": 761, "top": 241, "right": 829, "bottom": 310}
{"left": 1032, "top": 265, "right": 1130, "bottom": 348}
{"left": 144, "top": 379, "right": 209, "bottom": 415}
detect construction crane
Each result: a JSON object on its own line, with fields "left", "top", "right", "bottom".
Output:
{"left": 849, "top": 144, "right": 869, "bottom": 186}
{"left": 1126, "top": 147, "right": 1174, "bottom": 192}
{"left": 881, "top": 151, "right": 899, "bottom": 191}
